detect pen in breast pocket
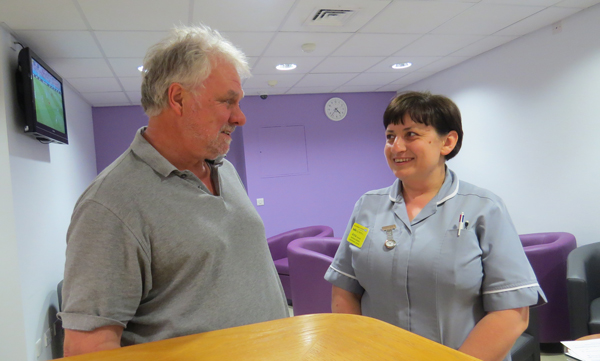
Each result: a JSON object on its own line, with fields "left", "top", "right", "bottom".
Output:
{"left": 458, "top": 212, "right": 465, "bottom": 236}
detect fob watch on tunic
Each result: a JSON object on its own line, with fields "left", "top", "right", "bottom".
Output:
{"left": 325, "top": 97, "right": 348, "bottom": 121}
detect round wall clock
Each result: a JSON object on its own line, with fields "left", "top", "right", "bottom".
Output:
{"left": 325, "top": 97, "right": 348, "bottom": 121}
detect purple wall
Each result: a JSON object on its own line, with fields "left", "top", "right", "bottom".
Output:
{"left": 92, "top": 92, "right": 397, "bottom": 237}
{"left": 241, "top": 92, "right": 397, "bottom": 237}
{"left": 92, "top": 106, "right": 148, "bottom": 173}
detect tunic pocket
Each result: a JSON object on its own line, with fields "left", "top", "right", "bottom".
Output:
{"left": 437, "top": 229, "right": 483, "bottom": 299}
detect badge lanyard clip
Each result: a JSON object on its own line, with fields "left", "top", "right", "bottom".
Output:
{"left": 381, "top": 225, "right": 397, "bottom": 249}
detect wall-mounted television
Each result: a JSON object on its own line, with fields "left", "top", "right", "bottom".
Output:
{"left": 16, "top": 47, "right": 68, "bottom": 144}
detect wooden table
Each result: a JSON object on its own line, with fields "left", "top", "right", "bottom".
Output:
{"left": 62, "top": 314, "right": 480, "bottom": 361}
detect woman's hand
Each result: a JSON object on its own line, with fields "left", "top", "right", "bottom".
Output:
{"left": 458, "top": 307, "right": 529, "bottom": 361}
{"left": 331, "top": 285, "right": 362, "bottom": 314}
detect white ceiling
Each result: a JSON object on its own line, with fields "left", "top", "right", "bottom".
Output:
{"left": 1, "top": 0, "right": 598, "bottom": 106}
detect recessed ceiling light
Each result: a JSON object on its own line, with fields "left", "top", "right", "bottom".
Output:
{"left": 276, "top": 63, "right": 297, "bottom": 71}
{"left": 137, "top": 65, "right": 144, "bottom": 72}
{"left": 391, "top": 63, "right": 412, "bottom": 69}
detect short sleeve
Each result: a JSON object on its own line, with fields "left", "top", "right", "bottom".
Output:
{"left": 324, "top": 198, "right": 365, "bottom": 295}
{"left": 58, "top": 200, "right": 152, "bottom": 331}
{"left": 477, "top": 199, "right": 547, "bottom": 312}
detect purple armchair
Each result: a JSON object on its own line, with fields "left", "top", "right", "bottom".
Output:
{"left": 520, "top": 232, "right": 577, "bottom": 343}
{"left": 287, "top": 237, "right": 341, "bottom": 316}
{"left": 267, "top": 226, "right": 334, "bottom": 302}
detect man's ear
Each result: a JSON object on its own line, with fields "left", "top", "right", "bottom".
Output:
{"left": 441, "top": 130, "right": 458, "bottom": 156}
{"left": 167, "top": 83, "right": 185, "bottom": 116}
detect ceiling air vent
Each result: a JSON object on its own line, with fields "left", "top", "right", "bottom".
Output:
{"left": 306, "top": 8, "right": 356, "bottom": 27}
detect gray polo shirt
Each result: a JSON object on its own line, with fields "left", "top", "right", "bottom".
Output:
{"left": 59, "top": 127, "right": 288, "bottom": 346}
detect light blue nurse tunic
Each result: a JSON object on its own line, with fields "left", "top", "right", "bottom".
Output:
{"left": 325, "top": 168, "right": 546, "bottom": 360}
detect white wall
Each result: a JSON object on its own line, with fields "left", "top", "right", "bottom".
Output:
{"left": 0, "top": 27, "right": 28, "bottom": 361}
{"left": 0, "top": 26, "right": 98, "bottom": 360}
{"left": 407, "top": 4, "right": 600, "bottom": 246}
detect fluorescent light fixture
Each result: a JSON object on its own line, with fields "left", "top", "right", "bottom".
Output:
{"left": 137, "top": 65, "right": 144, "bottom": 72}
{"left": 391, "top": 63, "right": 412, "bottom": 69}
{"left": 275, "top": 63, "right": 297, "bottom": 71}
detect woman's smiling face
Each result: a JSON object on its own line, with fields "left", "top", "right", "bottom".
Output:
{"left": 384, "top": 114, "right": 450, "bottom": 184}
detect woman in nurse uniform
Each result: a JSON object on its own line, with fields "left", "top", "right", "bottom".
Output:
{"left": 325, "top": 91, "right": 545, "bottom": 361}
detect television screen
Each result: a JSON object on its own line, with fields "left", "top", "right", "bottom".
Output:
{"left": 16, "top": 47, "right": 68, "bottom": 144}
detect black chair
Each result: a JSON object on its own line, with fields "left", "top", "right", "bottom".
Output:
{"left": 510, "top": 306, "right": 540, "bottom": 361}
{"left": 567, "top": 242, "right": 600, "bottom": 339}
{"left": 55, "top": 280, "right": 64, "bottom": 358}
{"left": 57, "top": 280, "right": 63, "bottom": 312}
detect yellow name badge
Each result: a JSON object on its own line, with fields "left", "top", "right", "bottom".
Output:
{"left": 347, "top": 223, "right": 369, "bottom": 248}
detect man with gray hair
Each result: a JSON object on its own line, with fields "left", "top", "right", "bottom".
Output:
{"left": 59, "top": 25, "right": 288, "bottom": 356}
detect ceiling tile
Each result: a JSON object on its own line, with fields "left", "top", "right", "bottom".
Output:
{"left": 554, "top": 0, "right": 600, "bottom": 7}
{"left": 119, "top": 77, "right": 143, "bottom": 92}
{"left": 376, "top": 84, "right": 402, "bottom": 92}
{"left": 247, "top": 57, "right": 259, "bottom": 69}
{"left": 480, "top": 0, "right": 561, "bottom": 5}
{"left": 243, "top": 74, "right": 304, "bottom": 88}
{"left": 417, "top": 56, "right": 470, "bottom": 73}
{"left": 344, "top": 72, "right": 404, "bottom": 86}
{"left": 431, "top": 3, "right": 546, "bottom": 35}
{"left": 392, "top": 71, "right": 437, "bottom": 85}
{"left": 45, "top": 58, "right": 113, "bottom": 78}
{"left": 263, "top": 32, "right": 353, "bottom": 57}
{"left": 496, "top": 6, "right": 581, "bottom": 35}
{"left": 95, "top": 31, "right": 168, "bottom": 58}
{"left": 126, "top": 91, "right": 142, "bottom": 105}
{"left": 367, "top": 56, "right": 441, "bottom": 73}
{"left": 220, "top": 32, "right": 275, "bottom": 57}
{"left": 280, "top": 0, "right": 391, "bottom": 32}
{"left": 451, "top": 35, "right": 518, "bottom": 56}
{"left": 359, "top": 1, "right": 475, "bottom": 34}
{"left": 193, "top": 0, "right": 296, "bottom": 31}
{"left": 395, "top": 35, "right": 485, "bottom": 57}
{"left": 67, "top": 77, "right": 121, "bottom": 93}
{"left": 0, "top": 0, "right": 590, "bottom": 107}
{"left": 14, "top": 31, "right": 102, "bottom": 59}
{"left": 0, "top": 0, "right": 87, "bottom": 30}
{"left": 108, "top": 58, "right": 145, "bottom": 77}
{"left": 251, "top": 57, "right": 324, "bottom": 75}
{"left": 334, "top": 85, "right": 381, "bottom": 93}
{"left": 82, "top": 92, "right": 131, "bottom": 106}
{"left": 332, "top": 34, "right": 421, "bottom": 57}
{"left": 311, "top": 57, "right": 385, "bottom": 73}
{"left": 78, "top": 0, "right": 190, "bottom": 31}
{"left": 294, "top": 73, "right": 358, "bottom": 88}
{"left": 286, "top": 86, "right": 337, "bottom": 94}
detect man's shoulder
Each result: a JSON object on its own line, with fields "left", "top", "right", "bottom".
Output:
{"left": 78, "top": 148, "right": 153, "bottom": 207}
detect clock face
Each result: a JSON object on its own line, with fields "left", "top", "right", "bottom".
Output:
{"left": 325, "top": 97, "right": 348, "bottom": 121}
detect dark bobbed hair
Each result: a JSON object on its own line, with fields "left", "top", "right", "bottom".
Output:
{"left": 383, "top": 91, "right": 463, "bottom": 160}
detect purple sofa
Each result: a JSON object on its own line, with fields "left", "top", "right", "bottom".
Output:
{"left": 267, "top": 226, "right": 334, "bottom": 302}
{"left": 287, "top": 237, "right": 341, "bottom": 316}
{"left": 520, "top": 232, "right": 577, "bottom": 343}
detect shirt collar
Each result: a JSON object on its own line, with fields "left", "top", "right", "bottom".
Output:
{"left": 130, "top": 127, "right": 178, "bottom": 178}
{"left": 388, "top": 167, "right": 460, "bottom": 206}
{"left": 130, "top": 127, "right": 227, "bottom": 176}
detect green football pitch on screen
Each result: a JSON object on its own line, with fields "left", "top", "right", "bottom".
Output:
{"left": 33, "top": 77, "right": 65, "bottom": 133}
